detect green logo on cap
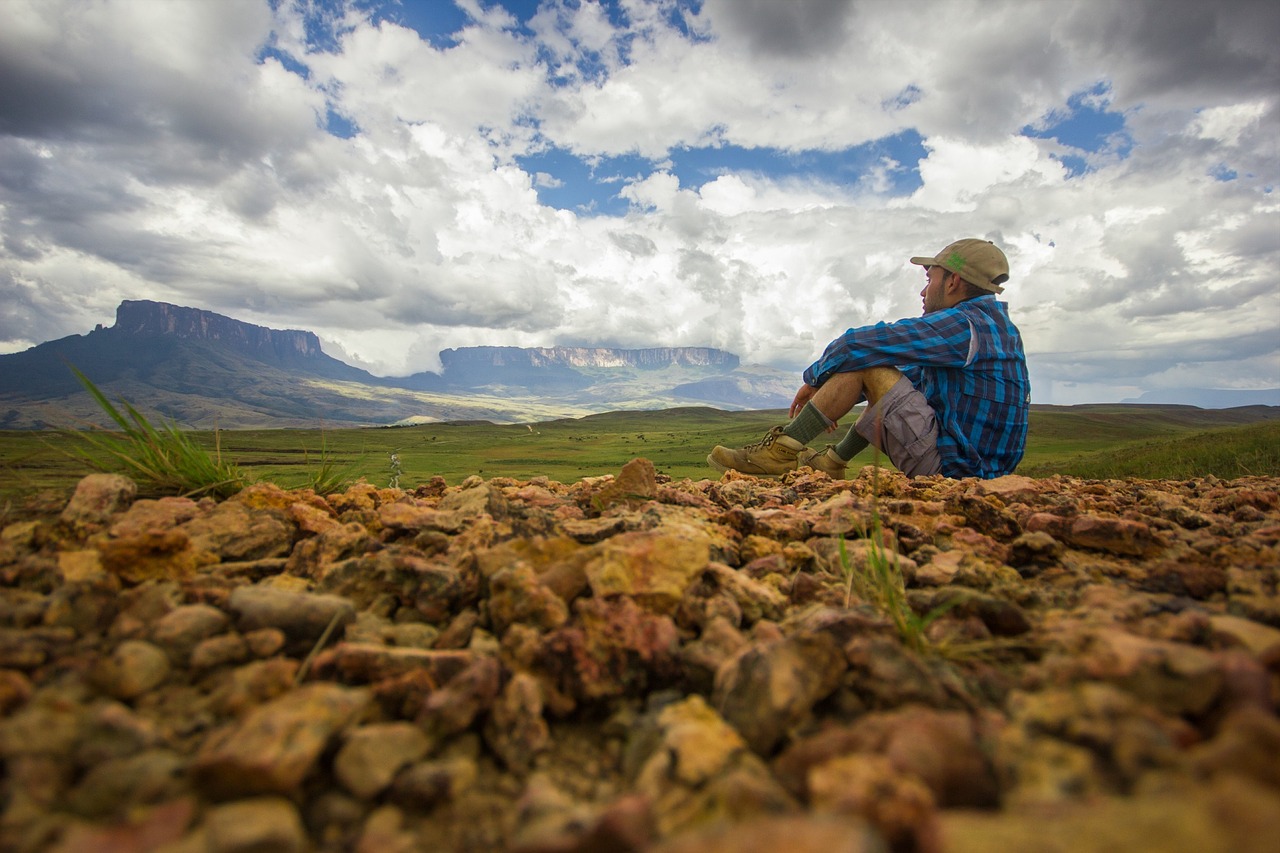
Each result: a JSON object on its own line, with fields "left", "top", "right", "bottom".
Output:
{"left": 945, "top": 251, "right": 967, "bottom": 271}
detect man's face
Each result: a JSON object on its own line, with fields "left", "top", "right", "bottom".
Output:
{"left": 920, "top": 265, "right": 950, "bottom": 314}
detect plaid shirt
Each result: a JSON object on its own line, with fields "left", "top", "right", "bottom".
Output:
{"left": 803, "top": 295, "right": 1030, "bottom": 478}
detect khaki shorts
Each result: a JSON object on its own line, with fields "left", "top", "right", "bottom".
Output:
{"left": 854, "top": 376, "right": 942, "bottom": 478}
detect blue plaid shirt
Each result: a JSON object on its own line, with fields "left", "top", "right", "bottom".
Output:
{"left": 803, "top": 295, "right": 1030, "bottom": 478}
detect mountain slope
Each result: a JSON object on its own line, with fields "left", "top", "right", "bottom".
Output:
{"left": 0, "top": 301, "right": 789, "bottom": 428}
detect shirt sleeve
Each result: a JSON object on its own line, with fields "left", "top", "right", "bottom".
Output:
{"left": 802, "top": 310, "right": 975, "bottom": 387}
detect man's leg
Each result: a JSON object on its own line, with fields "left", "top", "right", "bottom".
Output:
{"left": 708, "top": 368, "right": 903, "bottom": 476}
{"left": 851, "top": 373, "right": 943, "bottom": 478}
{"left": 795, "top": 368, "right": 900, "bottom": 476}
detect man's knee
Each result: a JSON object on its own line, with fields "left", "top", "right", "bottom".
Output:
{"left": 861, "top": 367, "right": 904, "bottom": 404}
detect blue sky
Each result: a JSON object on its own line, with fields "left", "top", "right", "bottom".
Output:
{"left": 279, "top": 0, "right": 1135, "bottom": 214}
{"left": 1, "top": 0, "right": 1277, "bottom": 405}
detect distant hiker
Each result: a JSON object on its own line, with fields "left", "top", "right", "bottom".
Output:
{"left": 709, "top": 239, "right": 1030, "bottom": 480}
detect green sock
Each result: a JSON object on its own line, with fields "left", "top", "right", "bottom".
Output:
{"left": 834, "top": 426, "right": 870, "bottom": 461}
{"left": 782, "top": 402, "right": 834, "bottom": 445}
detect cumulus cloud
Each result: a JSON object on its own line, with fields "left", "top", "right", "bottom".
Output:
{"left": 0, "top": 0, "right": 1276, "bottom": 404}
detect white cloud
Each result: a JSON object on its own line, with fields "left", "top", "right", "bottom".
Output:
{"left": 1192, "top": 101, "right": 1270, "bottom": 145}
{"left": 0, "top": 0, "right": 1277, "bottom": 406}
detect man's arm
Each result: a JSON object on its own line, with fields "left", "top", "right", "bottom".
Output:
{"left": 802, "top": 311, "right": 975, "bottom": 388}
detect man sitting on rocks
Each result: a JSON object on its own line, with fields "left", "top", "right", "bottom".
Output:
{"left": 709, "top": 238, "right": 1030, "bottom": 480}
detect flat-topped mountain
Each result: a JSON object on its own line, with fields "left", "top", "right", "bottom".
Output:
{"left": 434, "top": 345, "right": 742, "bottom": 394}
{"left": 441, "top": 346, "right": 739, "bottom": 370}
{"left": 0, "top": 301, "right": 787, "bottom": 428}
{"left": 0, "top": 300, "right": 392, "bottom": 403}
{"left": 112, "top": 300, "right": 325, "bottom": 360}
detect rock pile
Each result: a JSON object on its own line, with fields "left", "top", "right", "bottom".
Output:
{"left": 1, "top": 460, "right": 1278, "bottom": 852}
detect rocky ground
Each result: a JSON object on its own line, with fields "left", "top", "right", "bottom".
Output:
{"left": 1, "top": 460, "right": 1278, "bottom": 853}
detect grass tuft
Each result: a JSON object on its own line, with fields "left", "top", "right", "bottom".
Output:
{"left": 289, "top": 431, "right": 364, "bottom": 495}
{"left": 63, "top": 366, "right": 246, "bottom": 499}
{"left": 836, "top": 453, "right": 959, "bottom": 654}
{"left": 839, "top": 515, "right": 959, "bottom": 655}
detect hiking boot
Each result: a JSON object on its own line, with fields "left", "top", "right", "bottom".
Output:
{"left": 707, "top": 426, "right": 805, "bottom": 476}
{"left": 796, "top": 445, "right": 848, "bottom": 479}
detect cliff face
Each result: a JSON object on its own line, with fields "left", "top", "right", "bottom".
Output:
{"left": 440, "top": 346, "right": 739, "bottom": 371}
{"left": 113, "top": 300, "right": 323, "bottom": 360}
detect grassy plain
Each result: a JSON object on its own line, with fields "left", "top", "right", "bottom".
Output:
{"left": 1, "top": 405, "right": 1278, "bottom": 505}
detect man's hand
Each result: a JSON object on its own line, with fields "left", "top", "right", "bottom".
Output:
{"left": 789, "top": 384, "right": 817, "bottom": 419}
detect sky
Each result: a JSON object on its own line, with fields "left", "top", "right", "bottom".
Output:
{"left": 1, "top": 0, "right": 1277, "bottom": 405}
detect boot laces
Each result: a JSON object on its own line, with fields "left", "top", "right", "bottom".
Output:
{"left": 743, "top": 426, "right": 786, "bottom": 452}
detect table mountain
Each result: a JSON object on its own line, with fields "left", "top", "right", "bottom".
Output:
{"left": 0, "top": 301, "right": 789, "bottom": 428}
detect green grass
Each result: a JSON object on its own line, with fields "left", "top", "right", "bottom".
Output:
{"left": 1019, "top": 420, "right": 1280, "bottom": 480}
{"left": 0, "top": 402, "right": 1276, "bottom": 506}
{"left": 839, "top": 520, "right": 958, "bottom": 654}
{"left": 60, "top": 367, "right": 246, "bottom": 499}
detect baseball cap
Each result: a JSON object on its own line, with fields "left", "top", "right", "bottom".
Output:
{"left": 910, "top": 239, "right": 1010, "bottom": 293}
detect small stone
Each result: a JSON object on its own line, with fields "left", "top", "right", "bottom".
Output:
{"left": 151, "top": 604, "right": 230, "bottom": 663}
{"left": 1191, "top": 707, "right": 1280, "bottom": 788}
{"left": 183, "top": 500, "right": 293, "bottom": 562}
{"left": 1069, "top": 515, "right": 1163, "bottom": 557}
{"left": 75, "top": 700, "right": 162, "bottom": 766}
{"left": 227, "top": 585, "right": 355, "bottom": 650}
{"left": 204, "top": 796, "right": 308, "bottom": 853}
{"left": 94, "top": 640, "right": 170, "bottom": 700}
{"left": 809, "top": 753, "right": 937, "bottom": 851}
{"left": 487, "top": 564, "right": 570, "bottom": 635}
{"left": 97, "top": 530, "right": 201, "bottom": 583}
{"left": 329, "top": 642, "right": 475, "bottom": 686}
{"left": 680, "top": 617, "right": 749, "bottom": 694}
{"left": 976, "top": 475, "right": 1041, "bottom": 503}
{"left": 388, "top": 756, "right": 478, "bottom": 809}
{"left": 996, "top": 683, "right": 1189, "bottom": 804}
{"left": 334, "top": 722, "right": 432, "bottom": 800}
{"left": 629, "top": 694, "right": 795, "bottom": 838}
{"left": 536, "top": 596, "right": 680, "bottom": 703}
{"left": 1009, "top": 530, "right": 1062, "bottom": 572}
{"left": 192, "top": 683, "right": 370, "bottom": 798}
{"left": 1084, "top": 629, "right": 1225, "bottom": 716}
{"left": 57, "top": 550, "right": 107, "bottom": 582}
{"left": 860, "top": 706, "right": 1000, "bottom": 808}
{"left": 484, "top": 672, "right": 550, "bottom": 772}
{"left": 0, "top": 669, "right": 33, "bottom": 714}
{"left": 583, "top": 527, "right": 711, "bottom": 614}
{"left": 561, "top": 515, "right": 629, "bottom": 544}
{"left": 207, "top": 658, "right": 299, "bottom": 718}
{"left": 1138, "top": 560, "right": 1227, "bottom": 599}
{"left": 439, "top": 481, "right": 508, "bottom": 518}
{"left": 356, "top": 804, "right": 420, "bottom": 853}
{"left": 592, "top": 457, "right": 659, "bottom": 510}
{"left": 66, "top": 748, "right": 187, "bottom": 818}
{"left": 60, "top": 474, "right": 136, "bottom": 533}
{"left": 1210, "top": 615, "right": 1280, "bottom": 658}
{"left": 419, "top": 655, "right": 502, "bottom": 736}
{"left": 712, "top": 632, "right": 846, "bottom": 755}
{"left": 386, "top": 622, "right": 439, "bottom": 649}
{"left": 110, "top": 497, "right": 203, "bottom": 538}
{"left": 190, "top": 633, "right": 250, "bottom": 670}
{"left": 243, "top": 627, "right": 287, "bottom": 658}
